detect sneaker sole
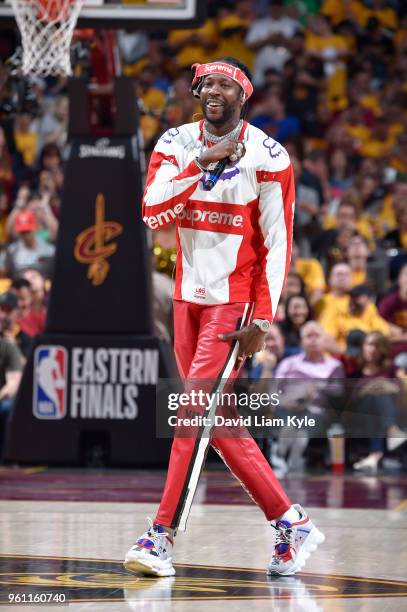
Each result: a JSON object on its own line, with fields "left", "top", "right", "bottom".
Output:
{"left": 124, "top": 557, "right": 176, "bottom": 577}
{"left": 267, "top": 526, "right": 325, "bottom": 576}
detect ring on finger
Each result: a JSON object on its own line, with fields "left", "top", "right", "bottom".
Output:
{"left": 236, "top": 142, "right": 246, "bottom": 157}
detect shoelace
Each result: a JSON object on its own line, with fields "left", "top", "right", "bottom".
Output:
{"left": 145, "top": 517, "right": 171, "bottom": 551}
{"left": 272, "top": 523, "right": 293, "bottom": 557}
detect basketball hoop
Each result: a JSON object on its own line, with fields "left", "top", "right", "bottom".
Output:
{"left": 10, "top": 0, "right": 84, "bottom": 76}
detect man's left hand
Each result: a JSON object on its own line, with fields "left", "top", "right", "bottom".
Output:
{"left": 219, "top": 324, "right": 266, "bottom": 362}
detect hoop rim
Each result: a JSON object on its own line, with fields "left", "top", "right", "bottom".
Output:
{"left": 9, "top": 0, "right": 85, "bottom": 76}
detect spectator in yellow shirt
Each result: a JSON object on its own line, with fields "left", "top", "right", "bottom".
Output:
{"left": 317, "top": 262, "right": 382, "bottom": 338}
{"left": 13, "top": 114, "right": 38, "bottom": 168}
{"left": 368, "top": 0, "right": 398, "bottom": 30}
{"left": 136, "top": 65, "right": 167, "bottom": 148}
{"left": 346, "top": 235, "right": 370, "bottom": 287}
{"left": 349, "top": 71, "right": 382, "bottom": 117}
{"left": 372, "top": 193, "right": 396, "bottom": 239}
{"left": 305, "top": 15, "right": 349, "bottom": 110}
{"left": 320, "top": 0, "right": 369, "bottom": 28}
{"left": 387, "top": 102, "right": 405, "bottom": 142}
{"left": 315, "top": 200, "right": 374, "bottom": 266}
{"left": 360, "top": 118, "right": 397, "bottom": 159}
{"left": 322, "top": 196, "right": 374, "bottom": 249}
{"left": 168, "top": 19, "right": 218, "bottom": 69}
{"left": 321, "top": 284, "right": 390, "bottom": 352}
{"left": 291, "top": 240, "right": 326, "bottom": 305}
{"left": 215, "top": 4, "right": 254, "bottom": 70}
{"left": 389, "top": 133, "right": 407, "bottom": 176}
{"left": 315, "top": 262, "right": 353, "bottom": 320}
{"left": 381, "top": 198, "right": 407, "bottom": 250}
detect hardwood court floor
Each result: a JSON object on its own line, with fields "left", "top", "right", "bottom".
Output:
{"left": 0, "top": 469, "right": 406, "bottom": 611}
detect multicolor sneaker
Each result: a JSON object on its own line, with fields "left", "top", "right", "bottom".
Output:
{"left": 268, "top": 504, "right": 325, "bottom": 576}
{"left": 124, "top": 519, "right": 175, "bottom": 577}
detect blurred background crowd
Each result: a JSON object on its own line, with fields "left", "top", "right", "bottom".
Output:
{"left": 0, "top": 0, "right": 406, "bottom": 471}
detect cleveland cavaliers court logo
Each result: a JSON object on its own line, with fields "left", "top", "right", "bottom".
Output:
{"left": 1, "top": 556, "right": 406, "bottom": 605}
{"left": 74, "top": 193, "right": 123, "bottom": 286}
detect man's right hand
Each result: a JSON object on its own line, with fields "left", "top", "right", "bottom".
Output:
{"left": 198, "top": 139, "right": 239, "bottom": 168}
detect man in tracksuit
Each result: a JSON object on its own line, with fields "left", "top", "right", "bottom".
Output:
{"left": 124, "top": 57, "right": 324, "bottom": 578}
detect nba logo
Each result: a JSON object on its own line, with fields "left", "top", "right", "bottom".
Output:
{"left": 33, "top": 346, "right": 68, "bottom": 419}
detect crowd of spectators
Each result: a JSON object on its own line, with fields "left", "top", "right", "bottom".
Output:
{"left": 0, "top": 0, "right": 406, "bottom": 469}
{"left": 137, "top": 0, "right": 407, "bottom": 473}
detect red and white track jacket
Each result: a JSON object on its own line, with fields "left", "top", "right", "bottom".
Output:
{"left": 142, "top": 120, "right": 295, "bottom": 322}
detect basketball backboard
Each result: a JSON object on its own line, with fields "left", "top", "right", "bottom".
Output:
{"left": 0, "top": 0, "right": 206, "bottom": 29}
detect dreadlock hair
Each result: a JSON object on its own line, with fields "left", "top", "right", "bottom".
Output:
{"left": 191, "top": 56, "right": 252, "bottom": 119}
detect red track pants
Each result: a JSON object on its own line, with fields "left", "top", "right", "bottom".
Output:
{"left": 155, "top": 301, "right": 291, "bottom": 531}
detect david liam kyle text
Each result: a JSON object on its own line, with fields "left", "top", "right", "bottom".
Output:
{"left": 169, "top": 415, "right": 317, "bottom": 428}
{"left": 70, "top": 348, "right": 158, "bottom": 419}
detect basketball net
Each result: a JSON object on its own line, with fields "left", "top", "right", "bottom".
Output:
{"left": 10, "top": 0, "right": 84, "bottom": 76}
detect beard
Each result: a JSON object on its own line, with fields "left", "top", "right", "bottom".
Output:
{"left": 201, "top": 100, "right": 237, "bottom": 126}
